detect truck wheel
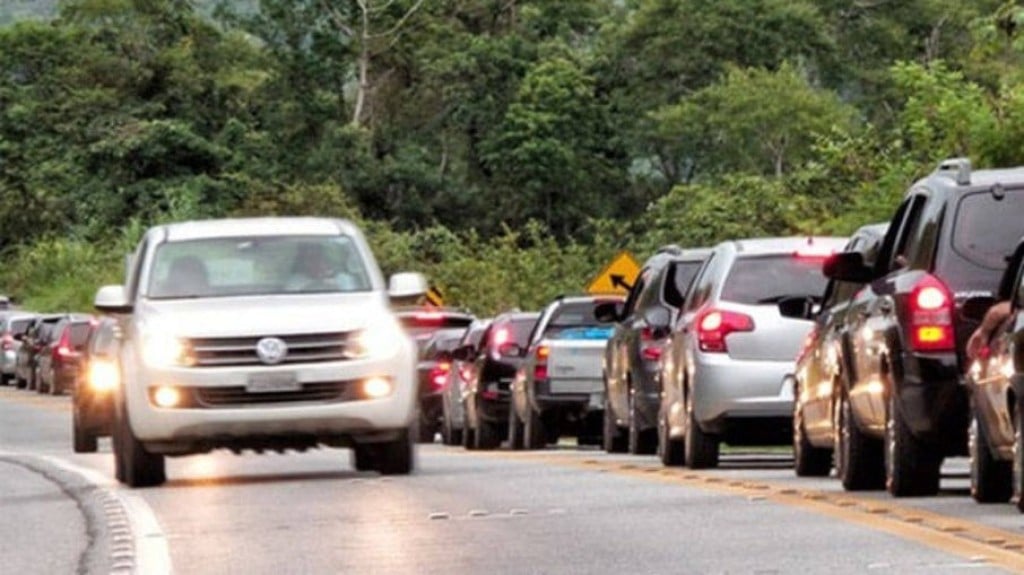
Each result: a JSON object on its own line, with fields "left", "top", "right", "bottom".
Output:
{"left": 627, "top": 390, "right": 656, "bottom": 455}
{"left": 885, "top": 389, "right": 940, "bottom": 497}
{"left": 602, "top": 396, "right": 627, "bottom": 453}
{"left": 793, "top": 390, "right": 831, "bottom": 477}
{"left": 114, "top": 399, "right": 166, "bottom": 488}
{"left": 684, "top": 388, "right": 718, "bottom": 469}
{"left": 507, "top": 405, "right": 524, "bottom": 451}
{"left": 835, "top": 391, "right": 884, "bottom": 490}
{"left": 524, "top": 407, "right": 546, "bottom": 450}
{"left": 971, "top": 409, "right": 1012, "bottom": 503}
{"left": 374, "top": 428, "right": 415, "bottom": 475}
{"left": 352, "top": 444, "right": 376, "bottom": 471}
{"left": 72, "top": 405, "right": 98, "bottom": 453}
{"left": 658, "top": 413, "right": 685, "bottom": 467}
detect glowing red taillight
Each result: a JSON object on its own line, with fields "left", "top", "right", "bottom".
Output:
{"left": 429, "top": 361, "right": 451, "bottom": 391}
{"left": 54, "top": 329, "right": 75, "bottom": 360}
{"left": 534, "top": 344, "right": 549, "bottom": 381}
{"left": 696, "top": 308, "right": 754, "bottom": 353}
{"left": 908, "top": 275, "right": 954, "bottom": 352}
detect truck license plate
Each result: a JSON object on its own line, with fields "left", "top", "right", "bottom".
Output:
{"left": 246, "top": 373, "right": 300, "bottom": 393}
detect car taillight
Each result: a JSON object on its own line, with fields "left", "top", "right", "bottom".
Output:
{"left": 908, "top": 274, "right": 955, "bottom": 352}
{"left": 1, "top": 333, "right": 12, "bottom": 351}
{"left": 534, "top": 344, "right": 549, "bottom": 381}
{"left": 640, "top": 327, "right": 663, "bottom": 361}
{"left": 492, "top": 327, "right": 510, "bottom": 347}
{"left": 54, "top": 329, "right": 74, "bottom": 360}
{"left": 696, "top": 308, "right": 754, "bottom": 353}
{"left": 429, "top": 361, "right": 451, "bottom": 391}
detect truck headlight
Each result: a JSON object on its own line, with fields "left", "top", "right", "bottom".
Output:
{"left": 87, "top": 359, "right": 120, "bottom": 392}
{"left": 142, "top": 333, "right": 192, "bottom": 367}
{"left": 347, "top": 320, "right": 402, "bottom": 359}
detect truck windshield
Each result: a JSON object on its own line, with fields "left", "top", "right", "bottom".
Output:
{"left": 147, "top": 235, "right": 371, "bottom": 299}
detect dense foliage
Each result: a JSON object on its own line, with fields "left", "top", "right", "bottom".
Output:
{"left": 2, "top": 0, "right": 1024, "bottom": 314}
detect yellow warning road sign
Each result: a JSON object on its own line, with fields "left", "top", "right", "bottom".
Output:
{"left": 587, "top": 251, "right": 640, "bottom": 295}
{"left": 425, "top": 285, "right": 445, "bottom": 307}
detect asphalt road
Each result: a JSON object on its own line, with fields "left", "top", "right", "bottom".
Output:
{"left": 3, "top": 385, "right": 1024, "bottom": 574}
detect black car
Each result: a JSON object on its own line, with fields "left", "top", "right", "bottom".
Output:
{"left": 396, "top": 306, "right": 476, "bottom": 354}
{"left": 782, "top": 222, "right": 888, "bottom": 482}
{"left": 458, "top": 311, "right": 540, "bottom": 450}
{"left": 73, "top": 317, "right": 120, "bottom": 453}
{"left": 823, "top": 157, "right": 1024, "bottom": 496}
{"left": 440, "top": 318, "right": 491, "bottom": 446}
{"left": 15, "top": 314, "right": 64, "bottom": 391}
{"left": 415, "top": 327, "right": 469, "bottom": 443}
{"left": 596, "top": 246, "right": 711, "bottom": 454}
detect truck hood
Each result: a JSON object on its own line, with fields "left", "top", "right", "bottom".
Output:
{"left": 136, "top": 293, "right": 388, "bottom": 338}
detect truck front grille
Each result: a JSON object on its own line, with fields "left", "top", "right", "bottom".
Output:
{"left": 188, "top": 332, "right": 353, "bottom": 367}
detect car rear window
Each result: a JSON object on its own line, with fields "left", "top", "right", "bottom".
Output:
{"left": 490, "top": 317, "right": 537, "bottom": 348}
{"left": 69, "top": 323, "right": 92, "bottom": 347}
{"left": 952, "top": 190, "right": 1024, "bottom": 271}
{"left": 720, "top": 255, "right": 829, "bottom": 305}
{"left": 544, "top": 301, "right": 615, "bottom": 339}
{"left": 10, "top": 319, "right": 32, "bottom": 335}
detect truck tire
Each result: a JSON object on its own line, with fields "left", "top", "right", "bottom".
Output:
{"left": 885, "top": 389, "right": 940, "bottom": 497}
{"left": 793, "top": 389, "right": 831, "bottom": 477}
{"left": 374, "top": 428, "right": 415, "bottom": 475}
{"left": 602, "top": 396, "right": 627, "bottom": 453}
{"left": 352, "top": 444, "right": 376, "bottom": 471}
{"left": 115, "top": 399, "right": 166, "bottom": 488}
{"left": 72, "top": 406, "right": 98, "bottom": 454}
{"left": 684, "top": 388, "right": 718, "bottom": 469}
{"left": 971, "top": 410, "right": 1012, "bottom": 503}
{"left": 835, "top": 391, "right": 884, "bottom": 491}
{"left": 627, "top": 390, "right": 656, "bottom": 455}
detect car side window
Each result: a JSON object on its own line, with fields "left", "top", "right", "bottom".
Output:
{"left": 888, "top": 195, "right": 928, "bottom": 272}
{"left": 621, "top": 269, "right": 650, "bottom": 319}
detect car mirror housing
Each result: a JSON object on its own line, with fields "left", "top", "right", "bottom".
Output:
{"left": 823, "top": 252, "right": 874, "bottom": 284}
{"left": 94, "top": 285, "right": 133, "bottom": 314}
{"left": 960, "top": 295, "right": 998, "bottom": 323}
{"left": 594, "top": 301, "right": 623, "bottom": 323}
{"left": 451, "top": 345, "right": 475, "bottom": 362}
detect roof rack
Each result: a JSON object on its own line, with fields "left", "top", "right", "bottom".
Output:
{"left": 934, "top": 157, "right": 971, "bottom": 186}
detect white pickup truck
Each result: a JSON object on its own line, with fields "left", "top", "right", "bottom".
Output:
{"left": 508, "top": 295, "right": 621, "bottom": 449}
{"left": 94, "top": 217, "right": 427, "bottom": 487}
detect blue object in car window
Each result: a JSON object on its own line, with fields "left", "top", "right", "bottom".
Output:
{"left": 553, "top": 326, "right": 614, "bottom": 340}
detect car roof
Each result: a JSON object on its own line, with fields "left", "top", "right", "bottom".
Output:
{"left": 158, "top": 217, "right": 360, "bottom": 242}
{"left": 725, "top": 236, "right": 848, "bottom": 256}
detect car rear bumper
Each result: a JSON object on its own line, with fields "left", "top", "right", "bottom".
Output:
{"left": 895, "top": 352, "right": 968, "bottom": 451}
{"left": 691, "top": 353, "right": 793, "bottom": 433}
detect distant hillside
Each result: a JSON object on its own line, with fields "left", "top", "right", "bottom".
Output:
{"left": 0, "top": 1, "right": 255, "bottom": 25}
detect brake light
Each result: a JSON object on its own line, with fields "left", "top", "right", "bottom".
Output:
{"left": 696, "top": 308, "right": 754, "bottom": 353}
{"left": 429, "top": 361, "right": 451, "bottom": 391}
{"left": 640, "top": 327, "right": 663, "bottom": 361}
{"left": 534, "top": 344, "right": 549, "bottom": 381}
{"left": 492, "top": 327, "right": 510, "bottom": 347}
{"left": 908, "top": 274, "right": 954, "bottom": 352}
{"left": 1, "top": 333, "right": 12, "bottom": 351}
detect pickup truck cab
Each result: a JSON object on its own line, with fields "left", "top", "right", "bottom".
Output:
{"left": 94, "top": 217, "right": 426, "bottom": 487}
{"left": 509, "top": 295, "right": 620, "bottom": 449}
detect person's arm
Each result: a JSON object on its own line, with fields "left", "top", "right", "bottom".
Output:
{"left": 967, "top": 301, "right": 1013, "bottom": 360}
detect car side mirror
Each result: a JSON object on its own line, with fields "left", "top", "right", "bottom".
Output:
{"left": 594, "top": 301, "right": 623, "bottom": 323}
{"left": 94, "top": 285, "right": 132, "bottom": 314}
{"left": 778, "top": 296, "right": 816, "bottom": 320}
{"left": 451, "top": 345, "right": 475, "bottom": 362}
{"left": 960, "top": 295, "right": 997, "bottom": 323}
{"left": 436, "top": 350, "right": 453, "bottom": 362}
{"left": 823, "top": 252, "right": 874, "bottom": 283}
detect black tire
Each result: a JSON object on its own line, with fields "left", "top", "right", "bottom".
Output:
{"left": 507, "top": 405, "right": 524, "bottom": 451}
{"left": 524, "top": 406, "right": 546, "bottom": 450}
{"left": 416, "top": 407, "right": 437, "bottom": 444}
{"left": 352, "top": 444, "right": 376, "bottom": 471}
{"left": 971, "top": 409, "right": 1012, "bottom": 503}
{"left": 462, "top": 414, "right": 478, "bottom": 451}
{"left": 0, "top": 373, "right": 10, "bottom": 386}
{"left": 375, "top": 427, "right": 415, "bottom": 475}
{"left": 793, "top": 390, "right": 832, "bottom": 477}
{"left": 1013, "top": 396, "right": 1024, "bottom": 513}
{"left": 72, "top": 403, "right": 98, "bottom": 453}
{"left": 49, "top": 374, "right": 63, "bottom": 396}
{"left": 658, "top": 413, "right": 685, "bottom": 467}
{"left": 114, "top": 399, "right": 166, "bottom": 488}
{"left": 475, "top": 413, "right": 502, "bottom": 450}
{"left": 602, "top": 396, "right": 627, "bottom": 453}
{"left": 684, "top": 388, "right": 719, "bottom": 469}
{"left": 15, "top": 375, "right": 26, "bottom": 389}
{"left": 627, "top": 390, "right": 656, "bottom": 455}
{"left": 835, "top": 391, "right": 884, "bottom": 491}
{"left": 885, "top": 389, "right": 941, "bottom": 497}
{"left": 441, "top": 398, "right": 462, "bottom": 446}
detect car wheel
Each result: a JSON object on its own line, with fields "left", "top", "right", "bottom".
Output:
{"left": 793, "top": 386, "right": 832, "bottom": 477}
{"left": 462, "top": 408, "right": 478, "bottom": 451}
{"left": 835, "top": 390, "right": 884, "bottom": 491}
{"left": 602, "top": 395, "right": 627, "bottom": 453}
{"left": 114, "top": 398, "right": 166, "bottom": 488}
{"left": 374, "top": 428, "right": 415, "bottom": 475}
{"left": 970, "top": 407, "right": 1012, "bottom": 503}
{"left": 507, "top": 405, "right": 524, "bottom": 451}
{"left": 441, "top": 396, "right": 462, "bottom": 446}
{"left": 15, "top": 375, "right": 26, "bottom": 389}
{"left": 72, "top": 402, "right": 98, "bottom": 454}
{"left": 49, "top": 373, "right": 63, "bottom": 396}
{"left": 658, "top": 412, "right": 685, "bottom": 467}
{"left": 885, "top": 387, "right": 940, "bottom": 497}
{"left": 524, "top": 406, "right": 546, "bottom": 450}
{"left": 416, "top": 406, "right": 437, "bottom": 444}
{"left": 684, "top": 387, "right": 719, "bottom": 469}
{"left": 1013, "top": 396, "right": 1024, "bottom": 513}
{"left": 474, "top": 406, "right": 502, "bottom": 451}
{"left": 627, "top": 389, "right": 656, "bottom": 455}
{"left": 0, "top": 373, "right": 9, "bottom": 386}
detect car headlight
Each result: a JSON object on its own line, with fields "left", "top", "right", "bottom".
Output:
{"left": 87, "top": 358, "right": 120, "bottom": 392}
{"left": 141, "top": 333, "right": 193, "bottom": 367}
{"left": 347, "top": 319, "right": 403, "bottom": 359}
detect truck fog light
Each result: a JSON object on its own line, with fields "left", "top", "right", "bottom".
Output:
{"left": 363, "top": 377, "right": 393, "bottom": 399}
{"left": 153, "top": 386, "right": 182, "bottom": 408}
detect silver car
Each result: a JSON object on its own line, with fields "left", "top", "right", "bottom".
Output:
{"left": 0, "top": 312, "right": 36, "bottom": 385}
{"left": 658, "top": 236, "right": 847, "bottom": 468}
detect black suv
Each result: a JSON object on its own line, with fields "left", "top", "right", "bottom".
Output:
{"left": 596, "top": 246, "right": 710, "bottom": 454}
{"left": 825, "top": 158, "right": 1024, "bottom": 496}
{"left": 458, "top": 311, "right": 540, "bottom": 450}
